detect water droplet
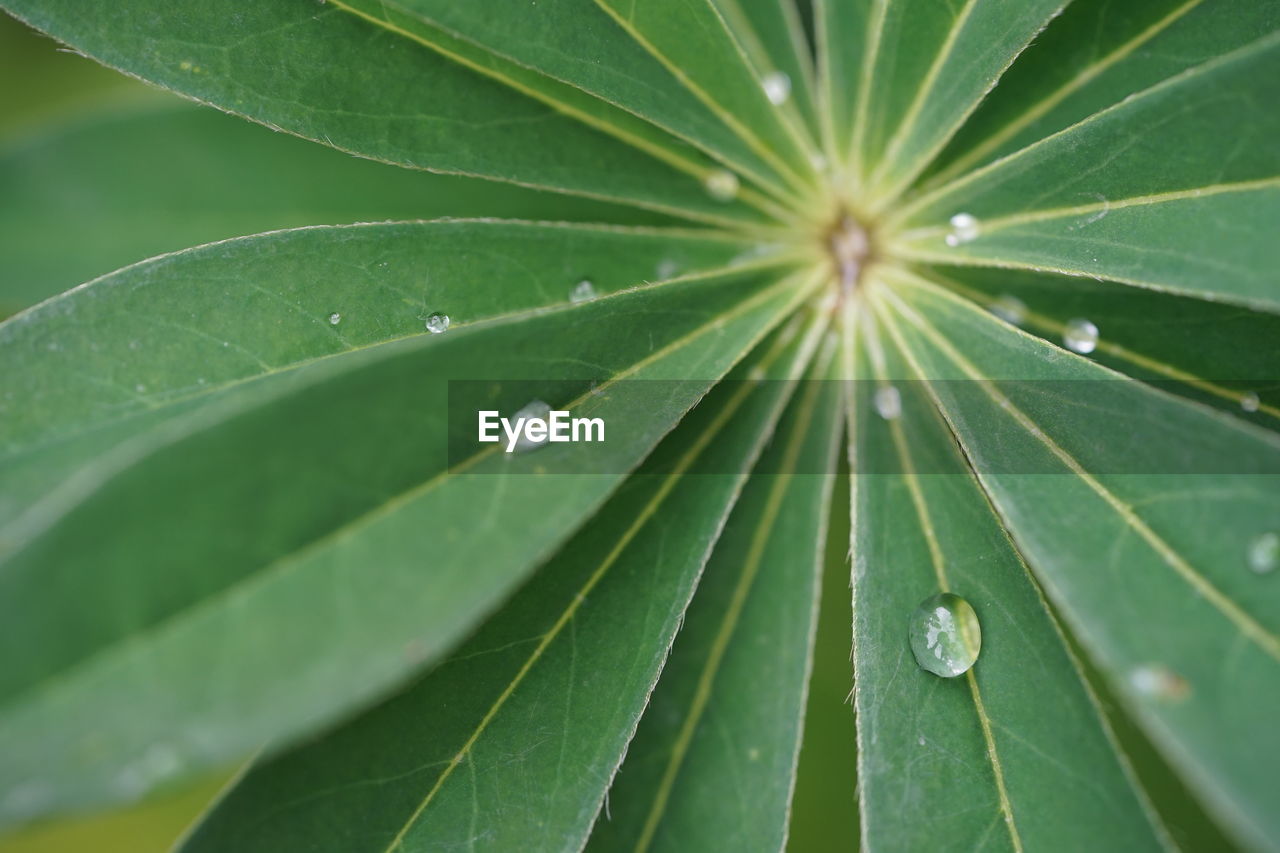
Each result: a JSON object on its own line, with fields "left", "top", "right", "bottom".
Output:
{"left": 656, "top": 258, "right": 680, "bottom": 279}
{"left": 135, "top": 384, "right": 146, "bottom": 394}
{"left": 909, "top": 593, "right": 981, "bottom": 678}
{"left": 704, "top": 169, "right": 740, "bottom": 202}
{"left": 944, "top": 213, "right": 980, "bottom": 247}
{"left": 1248, "top": 531, "right": 1278, "bottom": 575}
{"left": 989, "top": 294, "right": 1027, "bottom": 326}
{"left": 513, "top": 399, "right": 553, "bottom": 453}
{"left": 328, "top": 312, "right": 342, "bottom": 325}
{"left": 874, "top": 385, "right": 902, "bottom": 420}
{"left": 425, "top": 313, "right": 450, "bottom": 334}
{"left": 569, "top": 279, "right": 597, "bottom": 304}
{"left": 1241, "top": 391, "right": 1260, "bottom": 413}
{"left": 1129, "top": 664, "right": 1189, "bottom": 701}
{"left": 917, "top": 736, "right": 926, "bottom": 746}
{"left": 761, "top": 70, "right": 791, "bottom": 105}
{"left": 748, "top": 365, "right": 767, "bottom": 382}
{"left": 1062, "top": 318, "right": 1099, "bottom": 354}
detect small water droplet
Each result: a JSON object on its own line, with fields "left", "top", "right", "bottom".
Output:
{"left": 909, "top": 593, "right": 981, "bottom": 678}
{"left": 1241, "top": 391, "right": 1260, "bottom": 413}
{"left": 135, "top": 384, "right": 146, "bottom": 394}
{"left": 1129, "top": 664, "right": 1189, "bottom": 701}
{"left": 513, "top": 399, "right": 553, "bottom": 453}
{"left": 1248, "top": 531, "right": 1278, "bottom": 575}
{"left": 328, "top": 312, "right": 342, "bottom": 325}
{"left": 917, "top": 736, "right": 926, "bottom": 746}
{"left": 656, "top": 258, "right": 680, "bottom": 279}
{"left": 989, "top": 294, "right": 1027, "bottom": 326}
{"left": 874, "top": 385, "right": 902, "bottom": 420}
{"left": 425, "top": 313, "right": 450, "bottom": 334}
{"left": 569, "top": 279, "right": 597, "bottom": 304}
{"left": 704, "top": 169, "right": 740, "bottom": 202}
{"left": 128, "top": 339, "right": 142, "bottom": 351}
{"left": 748, "top": 365, "right": 767, "bottom": 382}
{"left": 761, "top": 70, "right": 791, "bottom": 105}
{"left": 1062, "top": 318, "right": 1099, "bottom": 354}
{"left": 945, "top": 213, "right": 980, "bottom": 247}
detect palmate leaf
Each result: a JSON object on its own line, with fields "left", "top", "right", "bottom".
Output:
{"left": 2, "top": 0, "right": 1279, "bottom": 850}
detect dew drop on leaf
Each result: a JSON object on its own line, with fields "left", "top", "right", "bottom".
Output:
{"left": 908, "top": 593, "right": 981, "bottom": 678}
{"left": 425, "top": 313, "right": 450, "bottom": 334}
{"left": 1248, "top": 531, "right": 1278, "bottom": 575}
{"left": 761, "top": 70, "right": 791, "bottom": 105}
{"left": 569, "top": 279, "right": 597, "bottom": 304}
{"left": 945, "top": 212, "right": 980, "bottom": 247}
{"left": 1129, "top": 664, "right": 1190, "bottom": 701}
{"left": 1240, "top": 391, "right": 1261, "bottom": 413}
{"left": 703, "top": 169, "right": 740, "bottom": 202}
{"left": 1062, "top": 318, "right": 1099, "bottom": 354}
{"left": 874, "top": 385, "right": 902, "bottom": 420}
{"left": 656, "top": 258, "right": 680, "bottom": 279}
{"left": 512, "top": 399, "right": 553, "bottom": 453}
{"left": 989, "top": 294, "right": 1027, "bottom": 326}
{"left": 328, "top": 312, "right": 341, "bottom": 325}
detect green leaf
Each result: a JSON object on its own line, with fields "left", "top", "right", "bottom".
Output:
{"left": 711, "top": 0, "right": 820, "bottom": 144}
{"left": 852, "top": 0, "right": 1065, "bottom": 204}
{"left": 889, "top": 30, "right": 1280, "bottom": 310}
{"left": 918, "top": 264, "right": 1280, "bottom": 420}
{"left": 327, "top": 0, "right": 811, "bottom": 217}
{"left": 813, "top": 0, "right": 869, "bottom": 157}
{"left": 0, "top": 0, "right": 767, "bottom": 226}
{"left": 842, "top": 287, "right": 1168, "bottom": 850}
{"left": 873, "top": 270, "right": 1280, "bottom": 850}
{"left": 926, "top": 0, "right": 1280, "bottom": 189}
{"left": 0, "top": 103, "right": 674, "bottom": 316}
{"left": 178, "top": 310, "right": 829, "bottom": 852}
{"left": 0, "top": 227, "right": 817, "bottom": 824}
{"left": 585, "top": 338, "right": 842, "bottom": 851}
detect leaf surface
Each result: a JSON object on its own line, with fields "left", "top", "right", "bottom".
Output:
{"left": 0, "top": 0, "right": 764, "bottom": 225}
{"left": 587, "top": 339, "right": 842, "bottom": 852}
{"left": 0, "top": 103, "right": 673, "bottom": 315}
{"left": 179, "top": 310, "right": 830, "bottom": 852}
{"left": 0, "top": 232, "right": 815, "bottom": 824}
{"left": 853, "top": 0, "right": 1065, "bottom": 202}
{"left": 842, "top": 285, "right": 1168, "bottom": 851}
{"left": 927, "top": 0, "right": 1280, "bottom": 189}
{"left": 890, "top": 30, "right": 1280, "bottom": 310}
{"left": 876, "top": 271, "right": 1280, "bottom": 849}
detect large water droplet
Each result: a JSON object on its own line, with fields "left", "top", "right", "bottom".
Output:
{"left": 1062, "top": 318, "right": 1099, "bottom": 354}
{"left": 513, "top": 399, "right": 553, "bottom": 453}
{"left": 1248, "top": 531, "right": 1278, "bottom": 575}
{"left": 945, "top": 213, "right": 980, "bottom": 247}
{"left": 909, "top": 593, "right": 981, "bottom": 678}
{"left": 874, "top": 385, "right": 902, "bottom": 420}
{"left": 989, "top": 294, "right": 1027, "bottom": 326}
{"left": 1241, "top": 391, "right": 1261, "bottom": 413}
{"left": 704, "top": 169, "right": 740, "bottom": 202}
{"left": 1129, "top": 664, "right": 1189, "bottom": 701}
{"left": 569, "top": 279, "right": 597, "bottom": 304}
{"left": 328, "top": 312, "right": 342, "bottom": 325}
{"left": 425, "top": 313, "right": 450, "bottom": 334}
{"left": 762, "top": 70, "right": 791, "bottom": 105}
